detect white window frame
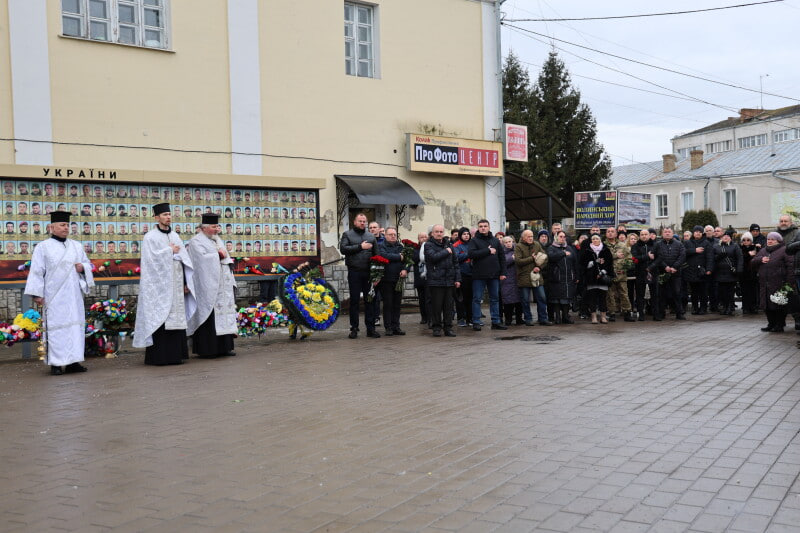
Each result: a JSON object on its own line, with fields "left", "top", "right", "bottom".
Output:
{"left": 344, "top": 2, "right": 379, "bottom": 78}
{"left": 738, "top": 134, "right": 768, "bottom": 149}
{"left": 61, "top": 0, "right": 170, "bottom": 50}
{"left": 656, "top": 193, "right": 669, "bottom": 218}
{"left": 680, "top": 191, "right": 694, "bottom": 215}
{"left": 722, "top": 188, "right": 737, "bottom": 214}
{"left": 774, "top": 128, "right": 800, "bottom": 143}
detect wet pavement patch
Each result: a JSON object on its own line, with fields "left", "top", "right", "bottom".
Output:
{"left": 495, "top": 335, "right": 562, "bottom": 343}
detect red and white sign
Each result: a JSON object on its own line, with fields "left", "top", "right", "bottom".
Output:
{"left": 504, "top": 123, "right": 528, "bottom": 162}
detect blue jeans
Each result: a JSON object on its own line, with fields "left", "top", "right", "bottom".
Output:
{"left": 520, "top": 286, "right": 548, "bottom": 323}
{"left": 472, "top": 278, "right": 500, "bottom": 325}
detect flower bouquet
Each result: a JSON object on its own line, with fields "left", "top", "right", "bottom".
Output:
{"left": 397, "top": 240, "right": 418, "bottom": 292}
{"left": 769, "top": 283, "right": 795, "bottom": 306}
{"left": 0, "top": 309, "right": 41, "bottom": 347}
{"left": 367, "top": 255, "right": 389, "bottom": 301}
{"left": 657, "top": 271, "right": 672, "bottom": 285}
{"left": 236, "top": 300, "right": 290, "bottom": 337}
{"left": 87, "top": 298, "right": 131, "bottom": 330}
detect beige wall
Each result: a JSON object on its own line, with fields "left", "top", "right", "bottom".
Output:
{"left": 0, "top": 0, "right": 494, "bottom": 259}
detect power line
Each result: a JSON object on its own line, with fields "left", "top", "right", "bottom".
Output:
{"left": 502, "top": 23, "right": 800, "bottom": 102}
{"left": 0, "top": 137, "right": 406, "bottom": 168}
{"left": 505, "top": 1, "right": 784, "bottom": 22}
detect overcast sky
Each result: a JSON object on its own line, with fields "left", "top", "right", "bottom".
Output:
{"left": 500, "top": 0, "right": 800, "bottom": 168}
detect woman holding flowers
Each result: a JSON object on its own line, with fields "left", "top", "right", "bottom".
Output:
{"left": 752, "top": 232, "right": 795, "bottom": 332}
{"left": 578, "top": 234, "right": 614, "bottom": 324}
{"left": 376, "top": 227, "right": 408, "bottom": 336}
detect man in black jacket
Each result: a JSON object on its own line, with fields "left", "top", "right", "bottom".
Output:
{"left": 425, "top": 224, "right": 461, "bottom": 337}
{"left": 684, "top": 225, "right": 714, "bottom": 315}
{"left": 339, "top": 213, "right": 380, "bottom": 339}
{"left": 631, "top": 228, "right": 656, "bottom": 320}
{"left": 467, "top": 219, "right": 507, "bottom": 331}
{"left": 377, "top": 227, "right": 408, "bottom": 336}
{"left": 650, "top": 227, "right": 686, "bottom": 320}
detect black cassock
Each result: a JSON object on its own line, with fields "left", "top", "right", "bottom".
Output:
{"left": 145, "top": 325, "right": 189, "bottom": 365}
{"left": 191, "top": 310, "right": 234, "bottom": 357}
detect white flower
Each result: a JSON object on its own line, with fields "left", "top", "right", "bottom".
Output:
{"left": 770, "top": 290, "right": 789, "bottom": 306}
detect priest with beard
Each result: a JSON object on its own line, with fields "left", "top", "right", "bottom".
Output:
{"left": 25, "top": 211, "right": 94, "bottom": 375}
{"left": 133, "top": 203, "right": 196, "bottom": 365}
{"left": 185, "top": 214, "right": 237, "bottom": 357}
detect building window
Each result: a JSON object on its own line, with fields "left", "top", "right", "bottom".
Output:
{"left": 738, "top": 134, "right": 768, "bottom": 149}
{"left": 680, "top": 191, "right": 694, "bottom": 215}
{"left": 774, "top": 128, "right": 800, "bottom": 143}
{"left": 676, "top": 146, "right": 701, "bottom": 160}
{"left": 61, "top": 0, "right": 169, "bottom": 49}
{"left": 344, "top": 2, "right": 375, "bottom": 78}
{"left": 656, "top": 194, "right": 668, "bottom": 218}
{"left": 723, "top": 189, "right": 737, "bottom": 213}
{"left": 705, "top": 140, "right": 732, "bottom": 154}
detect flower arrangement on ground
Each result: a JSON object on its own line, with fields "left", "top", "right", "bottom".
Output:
{"left": 237, "top": 300, "right": 290, "bottom": 337}
{"left": 769, "top": 283, "right": 794, "bottom": 306}
{"left": 0, "top": 309, "right": 42, "bottom": 346}
{"left": 367, "top": 255, "right": 389, "bottom": 301}
{"left": 279, "top": 267, "right": 340, "bottom": 333}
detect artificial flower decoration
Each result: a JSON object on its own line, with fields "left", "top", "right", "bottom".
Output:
{"left": 279, "top": 271, "right": 340, "bottom": 331}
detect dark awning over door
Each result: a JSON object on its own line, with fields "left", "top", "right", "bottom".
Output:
{"left": 335, "top": 175, "right": 424, "bottom": 206}
{"left": 505, "top": 171, "right": 572, "bottom": 222}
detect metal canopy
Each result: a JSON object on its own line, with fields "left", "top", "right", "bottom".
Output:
{"left": 504, "top": 171, "right": 572, "bottom": 222}
{"left": 335, "top": 175, "right": 424, "bottom": 206}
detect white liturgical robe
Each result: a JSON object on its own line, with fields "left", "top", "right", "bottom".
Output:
{"left": 185, "top": 233, "right": 237, "bottom": 336}
{"left": 24, "top": 237, "right": 94, "bottom": 366}
{"left": 133, "top": 227, "right": 196, "bottom": 348}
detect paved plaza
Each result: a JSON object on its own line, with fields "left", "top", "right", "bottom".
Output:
{"left": 1, "top": 313, "right": 799, "bottom": 532}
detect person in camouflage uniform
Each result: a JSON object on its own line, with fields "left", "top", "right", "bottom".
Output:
{"left": 604, "top": 227, "right": 635, "bottom": 322}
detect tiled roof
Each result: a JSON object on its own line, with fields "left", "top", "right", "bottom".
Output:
{"left": 610, "top": 139, "right": 800, "bottom": 188}
{"left": 675, "top": 105, "right": 800, "bottom": 138}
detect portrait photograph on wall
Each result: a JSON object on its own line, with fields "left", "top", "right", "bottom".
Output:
{"left": 0, "top": 179, "right": 320, "bottom": 281}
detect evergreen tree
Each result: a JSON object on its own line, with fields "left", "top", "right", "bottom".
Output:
{"left": 503, "top": 50, "right": 611, "bottom": 206}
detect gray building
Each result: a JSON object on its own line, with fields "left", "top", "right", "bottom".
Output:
{"left": 611, "top": 107, "right": 800, "bottom": 231}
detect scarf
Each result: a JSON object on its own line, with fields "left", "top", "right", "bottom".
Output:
{"left": 590, "top": 242, "right": 603, "bottom": 253}
{"left": 766, "top": 242, "right": 783, "bottom": 253}
{"left": 552, "top": 241, "right": 565, "bottom": 248}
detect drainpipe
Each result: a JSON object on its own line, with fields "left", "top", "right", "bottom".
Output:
{"left": 703, "top": 177, "right": 710, "bottom": 209}
{"left": 496, "top": 0, "right": 506, "bottom": 228}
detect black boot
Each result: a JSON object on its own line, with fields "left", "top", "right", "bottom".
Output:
{"left": 561, "top": 304, "right": 574, "bottom": 324}
{"left": 551, "top": 305, "right": 561, "bottom": 324}
{"left": 607, "top": 313, "right": 616, "bottom": 322}
{"left": 623, "top": 311, "right": 635, "bottom": 322}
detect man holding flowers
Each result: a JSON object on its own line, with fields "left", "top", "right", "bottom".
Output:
{"left": 376, "top": 227, "right": 408, "bottom": 336}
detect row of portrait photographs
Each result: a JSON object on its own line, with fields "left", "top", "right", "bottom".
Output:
{"left": 2, "top": 201, "right": 317, "bottom": 222}
{"left": 1, "top": 182, "right": 317, "bottom": 206}
{"left": 0, "top": 239, "right": 317, "bottom": 259}
{"left": 3, "top": 221, "right": 318, "bottom": 238}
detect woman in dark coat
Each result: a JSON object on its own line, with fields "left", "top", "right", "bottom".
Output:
{"left": 713, "top": 230, "right": 743, "bottom": 315}
{"left": 453, "top": 227, "right": 473, "bottom": 327}
{"left": 500, "top": 236, "right": 522, "bottom": 325}
{"left": 752, "top": 232, "right": 795, "bottom": 332}
{"left": 578, "top": 233, "right": 614, "bottom": 323}
{"left": 546, "top": 230, "right": 579, "bottom": 324}
{"left": 739, "top": 232, "right": 759, "bottom": 314}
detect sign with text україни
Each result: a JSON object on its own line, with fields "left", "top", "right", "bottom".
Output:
{"left": 574, "top": 190, "right": 617, "bottom": 229}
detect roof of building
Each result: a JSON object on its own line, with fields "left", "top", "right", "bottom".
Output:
{"left": 610, "top": 138, "right": 800, "bottom": 188}
{"left": 674, "top": 105, "right": 800, "bottom": 138}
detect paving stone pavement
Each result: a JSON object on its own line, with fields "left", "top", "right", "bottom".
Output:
{"left": 0, "top": 312, "right": 798, "bottom": 532}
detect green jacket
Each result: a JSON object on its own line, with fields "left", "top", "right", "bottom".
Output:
{"left": 515, "top": 240, "right": 546, "bottom": 287}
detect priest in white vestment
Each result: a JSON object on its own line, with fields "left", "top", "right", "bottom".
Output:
{"left": 185, "top": 214, "right": 237, "bottom": 357}
{"left": 133, "top": 203, "right": 196, "bottom": 365}
{"left": 24, "top": 211, "right": 94, "bottom": 375}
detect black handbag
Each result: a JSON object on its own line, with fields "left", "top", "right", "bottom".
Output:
{"left": 598, "top": 272, "right": 613, "bottom": 286}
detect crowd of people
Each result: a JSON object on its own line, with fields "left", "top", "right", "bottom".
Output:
{"left": 340, "top": 212, "right": 800, "bottom": 338}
